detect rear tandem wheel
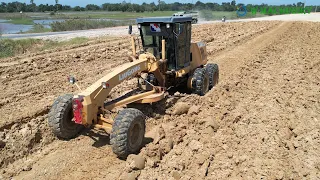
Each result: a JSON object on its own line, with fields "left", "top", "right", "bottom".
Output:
{"left": 191, "top": 67, "right": 210, "bottom": 96}
{"left": 205, "top": 63, "right": 219, "bottom": 89}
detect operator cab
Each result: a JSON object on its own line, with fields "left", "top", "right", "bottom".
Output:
{"left": 136, "top": 17, "right": 192, "bottom": 71}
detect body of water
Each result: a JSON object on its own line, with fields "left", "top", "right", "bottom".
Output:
{"left": 0, "top": 19, "right": 33, "bottom": 34}
{"left": 0, "top": 19, "right": 65, "bottom": 34}
{"left": 0, "top": 19, "right": 127, "bottom": 34}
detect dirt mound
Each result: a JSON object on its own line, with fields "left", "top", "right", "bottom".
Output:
{"left": 0, "top": 114, "right": 55, "bottom": 172}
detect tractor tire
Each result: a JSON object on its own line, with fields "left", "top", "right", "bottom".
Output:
{"left": 48, "top": 94, "right": 83, "bottom": 139}
{"left": 110, "top": 108, "right": 146, "bottom": 159}
{"left": 191, "top": 67, "right": 210, "bottom": 96}
{"left": 205, "top": 63, "right": 219, "bottom": 89}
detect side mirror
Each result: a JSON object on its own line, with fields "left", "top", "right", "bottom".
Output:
{"left": 68, "top": 76, "right": 76, "bottom": 84}
{"left": 128, "top": 25, "right": 132, "bottom": 35}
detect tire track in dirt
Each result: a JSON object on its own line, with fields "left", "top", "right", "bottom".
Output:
{"left": 209, "top": 21, "right": 291, "bottom": 81}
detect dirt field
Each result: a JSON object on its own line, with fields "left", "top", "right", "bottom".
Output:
{"left": 0, "top": 21, "right": 319, "bottom": 179}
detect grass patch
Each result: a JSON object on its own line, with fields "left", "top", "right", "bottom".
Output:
{"left": 50, "top": 19, "right": 134, "bottom": 32}
{"left": 8, "top": 18, "right": 34, "bottom": 25}
{"left": 0, "top": 38, "right": 41, "bottom": 58}
{"left": 0, "top": 13, "right": 31, "bottom": 19}
{"left": 40, "top": 37, "right": 89, "bottom": 50}
{"left": 0, "top": 37, "right": 89, "bottom": 58}
{"left": 22, "top": 24, "right": 51, "bottom": 33}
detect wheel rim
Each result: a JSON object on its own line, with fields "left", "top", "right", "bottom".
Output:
{"left": 63, "top": 103, "right": 78, "bottom": 130}
{"left": 128, "top": 121, "right": 143, "bottom": 151}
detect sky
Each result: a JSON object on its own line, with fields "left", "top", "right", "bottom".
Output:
{"left": 1, "top": 0, "right": 319, "bottom": 6}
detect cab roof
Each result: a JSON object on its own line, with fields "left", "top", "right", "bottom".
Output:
{"left": 136, "top": 16, "right": 192, "bottom": 24}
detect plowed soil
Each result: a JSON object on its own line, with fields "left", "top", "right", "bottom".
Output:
{"left": 0, "top": 21, "right": 319, "bottom": 179}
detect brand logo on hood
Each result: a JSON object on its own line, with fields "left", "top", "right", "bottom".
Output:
{"left": 119, "top": 65, "right": 141, "bottom": 81}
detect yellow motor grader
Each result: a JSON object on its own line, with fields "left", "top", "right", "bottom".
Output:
{"left": 48, "top": 16, "right": 219, "bottom": 158}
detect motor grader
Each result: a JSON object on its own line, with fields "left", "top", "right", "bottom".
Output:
{"left": 48, "top": 16, "right": 219, "bottom": 158}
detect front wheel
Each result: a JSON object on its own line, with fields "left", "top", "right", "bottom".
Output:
{"left": 48, "top": 94, "right": 83, "bottom": 139}
{"left": 110, "top": 108, "right": 146, "bottom": 158}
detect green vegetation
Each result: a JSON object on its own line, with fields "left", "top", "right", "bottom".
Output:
{"left": 0, "top": 1, "right": 318, "bottom": 14}
{"left": 0, "top": 37, "right": 89, "bottom": 58}
{"left": 0, "top": 1, "right": 318, "bottom": 33}
{"left": 0, "top": 13, "right": 34, "bottom": 24}
{"left": 200, "top": 11, "right": 265, "bottom": 20}
{"left": 0, "top": 13, "right": 30, "bottom": 19}
{"left": 251, "top": 6, "right": 314, "bottom": 16}
{"left": 41, "top": 37, "right": 88, "bottom": 50}
{"left": 0, "top": 38, "right": 41, "bottom": 58}
{"left": 0, "top": 11, "right": 176, "bottom": 20}
{"left": 51, "top": 11, "right": 175, "bottom": 19}
{"left": 23, "top": 24, "right": 51, "bottom": 33}
{"left": 50, "top": 19, "right": 134, "bottom": 32}
{"left": 8, "top": 18, "right": 34, "bottom": 25}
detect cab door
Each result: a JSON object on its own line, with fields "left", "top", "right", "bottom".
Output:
{"left": 175, "top": 22, "right": 191, "bottom": 70}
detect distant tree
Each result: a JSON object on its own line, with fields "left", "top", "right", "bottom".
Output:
{"left": 30, "top": 0, "right": 36, "bottom": 12}
{"left": 159, "top": 1, "right": 166, "bottom": 11}
{"left": 55, "top": 0, "right": 59, "bottom": 11}
{"left": 0, "top": 2, "right": 7, "bottom": 12}
{"left": 62, "top": 5, "right": 72, "bottom": 11}
{"left": 74, "top": 6, "right": 81, "bottom": 11}
{"left": 150, "top": 2, "right": 157, "bottom": 11}
{"left": 0, "top": 1, "right": 317, "bottom": 14}
{"left": 231, "top": 0, "right": 236, "bottom": 6}
{"left": 86, "top": 4, "right": 100, "bottom": 11}
{"left": 297, "top": 2, "right": 304, "bottom": 7}
{"left": 195, "top": 1, "right": 205, "bottom": 9}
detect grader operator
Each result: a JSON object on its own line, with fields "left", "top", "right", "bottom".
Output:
{"left": 48, "top": 16, "right": 219, "bottom": 158}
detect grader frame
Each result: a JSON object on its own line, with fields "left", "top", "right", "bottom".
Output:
{"left": 48, "top": 16, "right": 219, "bottom": 158}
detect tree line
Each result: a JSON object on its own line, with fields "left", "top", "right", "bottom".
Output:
{"left": 0, "top": 1, "right": 318, "bottom": 13}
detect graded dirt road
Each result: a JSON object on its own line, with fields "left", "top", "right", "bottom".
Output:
{"left": 0, "top": 21, "right": 320, "bottom": 179}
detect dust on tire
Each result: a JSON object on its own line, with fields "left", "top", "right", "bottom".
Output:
{"left": 110, "top": 108, "right": 146, "bottom": 158}
{"left": 206, "top": 63, "right": 219, "bottom": 89}
{"left": 191, "top": 67, "right": 210, "bottom": 96}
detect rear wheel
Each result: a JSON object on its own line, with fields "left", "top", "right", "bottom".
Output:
{"left": 48, "top": 94, "right": 83, "bottom": 139}
{"left": 205, "top": 63, "right": 219, "bottom": 89}
{"left": 110, "top": 108, "right": 146, "bottom": 158}
{"left": 191, "top": 68, "right": 210, "bottom": 96}
{"left": 192, "top": 19, "right": 198, "bottom": 24}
